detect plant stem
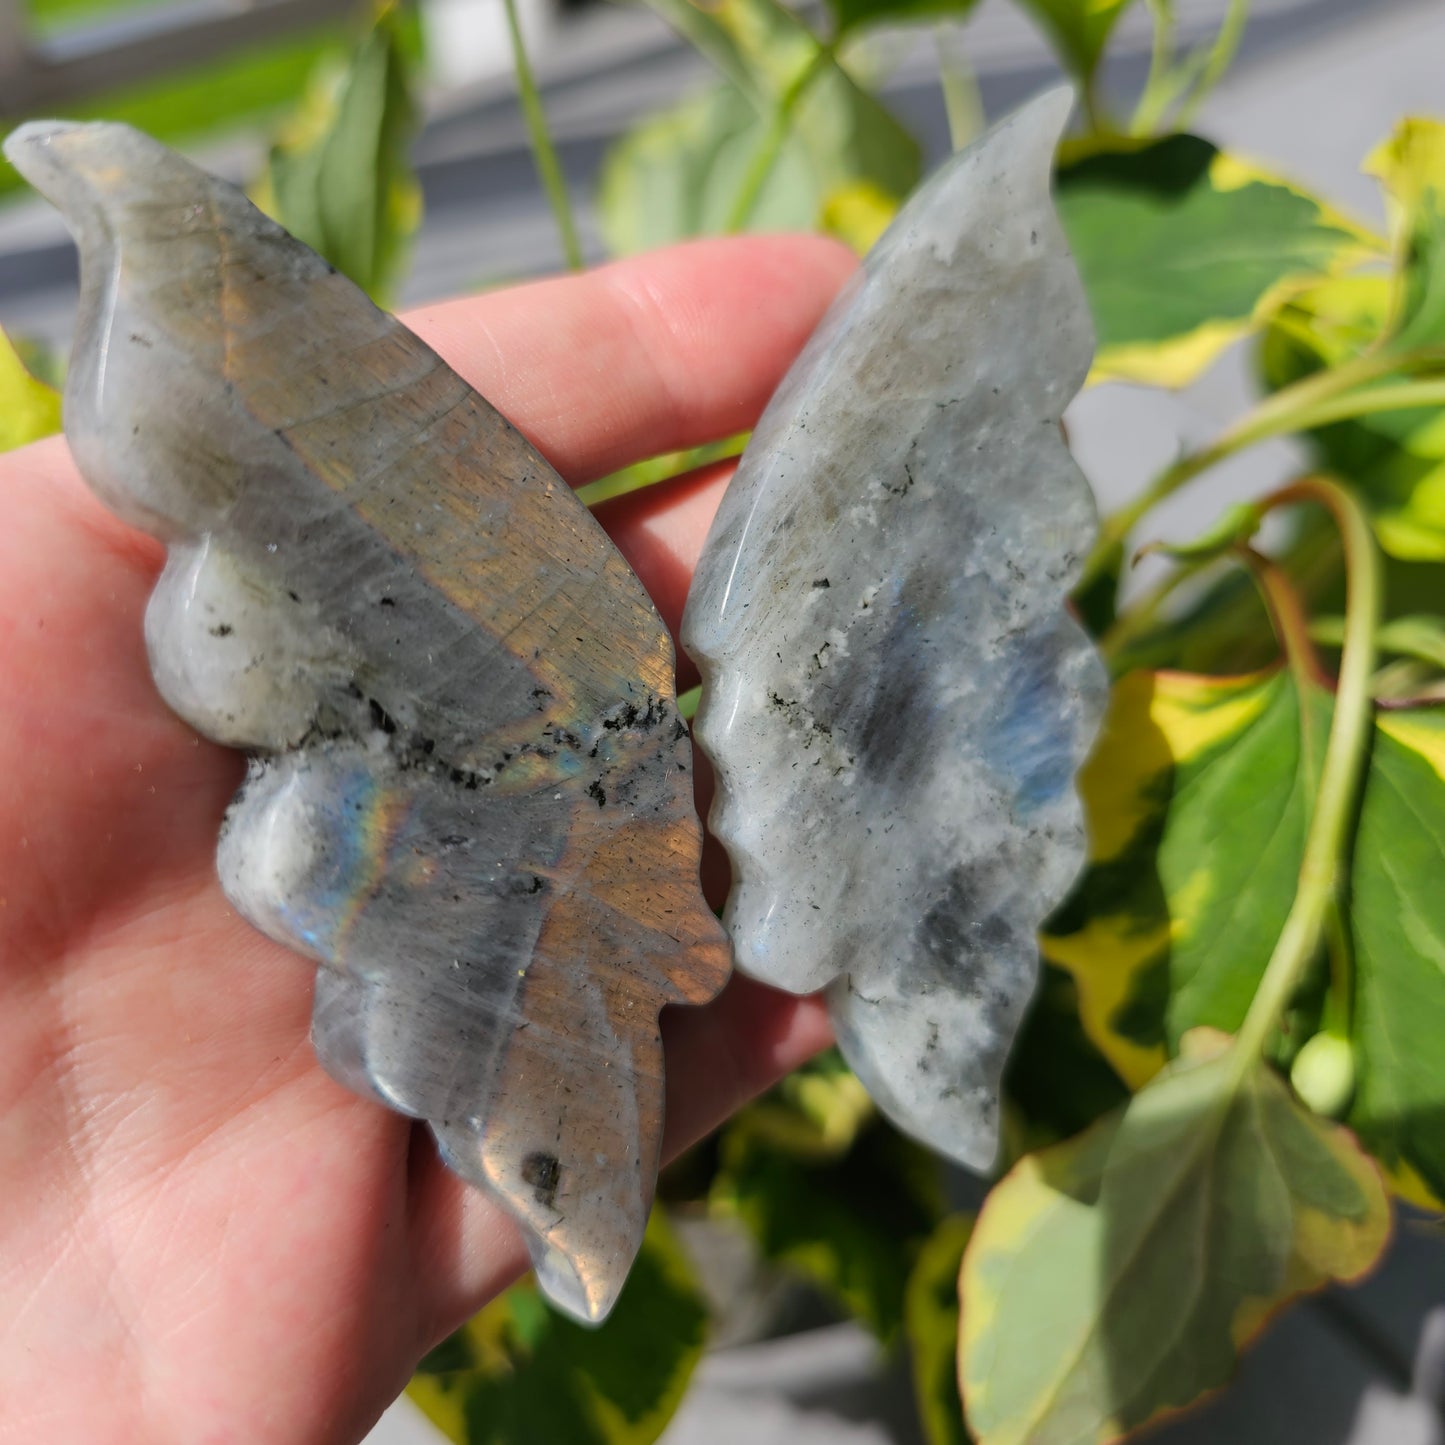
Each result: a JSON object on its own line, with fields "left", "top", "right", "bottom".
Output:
{"left": 503, "top": 0, "right": 584, "bottom": 272}
{"left": 1079, "top": 348, "right": 1445, "bottom": 591}
{"left": 1130, "top": 0, "right": 1177, "bottom": 136}
{"left": 1080, "top": 74, "right": 1109, "bottom": 138}
{"left": 935, "top": 26, "right": 983, "bottom": 152}
{"left": 1231, "top": 477, "right": 1380, "bottom": 1072}
{"left": 726, "top": 43, "right": 833, "bottom": 233}
{"left": 1175, "top": 0, "right": 1251, "bottom": 130}
{"left": 1285, "top": 378, "right": 1445, "bottom": 429}
{"left": 1099, "top": 555, "right": 1215, "bottom": 666}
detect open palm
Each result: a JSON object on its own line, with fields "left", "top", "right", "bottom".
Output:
{"left": 0, "top": 235, "right": 853, "bottom": 1445}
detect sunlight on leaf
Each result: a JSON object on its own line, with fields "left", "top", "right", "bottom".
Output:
{"left": 960, "top": 1034, "right": 1390, "bottom": 1445}
{"left": 819, "top": 178, "right": 899, "bottom": 254}
{"left": 578, "top": 433, "right": 748, "bottom": 509}
{"left": 407, "top": 1211, "right": 708, "bottom": 1445}
{"left": 1043, "top": 668, "right": 1307, "bottom": 1088}
{"left": 1365, "top": 117, "right": 1445, "bottom": 352}
{"left": 641, "top": 0, "right": 920, "bottom": 216}
{"left": 1262, "top": 276, "right": 1445, "bottom": 559}
{"left": 1049, "top": 663, "right": 1445, "bottom": 1208}
{"left": 1057, "top": 136, "right": 1379, "bottom": 387}
{"left": 1258, "top": 121, "right": 1445, "bottom": 559}
{"left": 1349, "top": 707, "right": 1445, "bottom": 1208}
{"left": 597, "top": 83, "right": 816, "bottom": 254}
{"left": 0, "top": 326, "right": 62, "bottom": 452}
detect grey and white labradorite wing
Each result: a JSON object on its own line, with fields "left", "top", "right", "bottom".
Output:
{"left": 6, "top": 120, "right": 730, "bottom": 1323}
{"left": 682, "top": 90, "right": 1106, "bottom": 1170}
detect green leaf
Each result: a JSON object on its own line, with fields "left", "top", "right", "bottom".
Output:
{"left": 1259, "top": 127, "right": 1445, "bottom": 565}
{"left": 1347, "top": 707, "right": 1445, "bottom": 1209}
{"left": 0, "top": 325, "right": 62, "bottom": 452}
{"left": 1262, "top": 276, "right": 1445, "bottom": 559}
{"left": 711, "top": 1056, "right": 942, "bottom": 1342}
{"left": 824, "top": 0, "right": 980, "bottom": 39}
{"left": 1312, "top": 613, "right": 1445, "bottom": 672}
{"left": 1014, "top": 0, "right": 1136, "bottom": 87}
{"left": 638, "top": 0, "right": 920, "bottom": 221}
{"left": 407, "top": 1211, "right": 708, "bottom": 1445}
{"left": 960, "top": 1035, "right": 1390, "bottom": 1445}
{"left": 1043, "top": 668, "right": 1315, "bottom": 1088}
{"left": 1366, "top": 117, "right": 1445, "bottom": 352}
{"left": 1056, "top": 135, "right": 1376, "bottom": 387}
{"left": 252, "top": 5, "right": 421, "bottom": 304}
{"left": 904, "top": 1214, "right": 974, "bottom": 1445}
{"left": 596, "top": 83, "right": 818, "bottom": 255}
{"left": 1048, "top": 663, "right": 1445, "bottom": 1207}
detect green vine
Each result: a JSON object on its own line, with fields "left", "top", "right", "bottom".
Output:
{"left": 1231, "top": 477, "right": 1380, "bottom": 1069}
{"left": 503, "top": 0, "right": 584, "bottom": 271}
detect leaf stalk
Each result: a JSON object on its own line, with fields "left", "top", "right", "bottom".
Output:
{"left": 503, "top": 0, "right": 584, "bottom": 271}
{"left": 1230, "top": 477, "right": 1380, "bottom": 1072}
{"left": 725, "top": 42, "right": 834, "bottom": 233}
{"left": 1081, "top": 347, "right": 1445, "bottom": 592}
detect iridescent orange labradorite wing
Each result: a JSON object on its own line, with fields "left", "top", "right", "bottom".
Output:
{"left": 5, "top": 120, "right": 730, "bottom": 1322}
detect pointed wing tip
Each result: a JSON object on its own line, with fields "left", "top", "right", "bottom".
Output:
{"left": 3, "top": 118, "right": 163, "bottom": 220}
{"left": 3, "top": 117, "right": 131, "bottom": 164}
{"left": 2, "top": 120, "right": 71, "bottom": 176}
{"left": 1025, "top": 84, "right": 1078, "bottom": 134}
{"left": 980, "top": 84, "right": 1076, "bottom": 180}
{"left": 534, "top": 1245, "right": 625, "bottom": 1326}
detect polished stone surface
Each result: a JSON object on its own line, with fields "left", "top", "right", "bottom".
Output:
{"left": 683, "top": 90, "right": 1105, "bottom": 1170}
{"left": 5, "top": 119, "right": 729, "bottom": 1323}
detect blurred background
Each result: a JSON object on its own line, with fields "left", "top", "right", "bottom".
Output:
{"left": 4, "top": 2, "right": 1445, "bottom": 1443}
{"left": 1, "top": 0, "right": 1435, "bottom": 342}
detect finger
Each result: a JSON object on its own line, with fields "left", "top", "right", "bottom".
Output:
{"left": 0, "top": 238, "right": 851, "bottom": 908}
{"left": 408, "top": 235, "right": 855, "bottom": 484}
{"left": 409, "top": 977, "right": 832, "bottom": 1344}
{"left": 594, "top": 461, "right": 733, "bottom": 673}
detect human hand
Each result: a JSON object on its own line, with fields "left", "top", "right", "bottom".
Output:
{"left": 0, "top": 234, "right": 853, "bottom": 1445}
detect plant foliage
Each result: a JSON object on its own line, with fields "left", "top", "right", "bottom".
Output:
{"left": 449, "top": 4, "right": 1445, "bottom": 1441}
{"left": 961, "top": 1032, "right": 1390, "bottom": 1444}
{"left": 6, "top": 1, "right": 1444, "bottom": 1441}
{"left": 407, "top": 1212, "right": 708, "bottom": 1445}
{"left": 0, "top": 326, "right": 61, "bottom": 452}
{"left": 252, "top": 4, "right": 422, "bottom": 305}
{"left": 584, "top": 6, "right": 1445, "bottom": 1441}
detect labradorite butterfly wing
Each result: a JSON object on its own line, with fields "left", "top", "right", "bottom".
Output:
{"left": 5, "top": 119, "right": 729, "bottom": 1323}
{"left": 682, "top": 91, "right": 1106, "bottom": 1172}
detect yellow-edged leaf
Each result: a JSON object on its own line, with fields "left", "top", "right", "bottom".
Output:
{"left": 0, "top": 327, "right": 62, "bottom": 452}
{"left": 408, "top": 1211, "right": 707, "bottom": 1445}
{"left": 905, "top": 1214, "right": 974, "bottom": 1445}
{"left": 1055, "top": 135, "right": 1381, "bottom": 389}
{"left": 1049, "top": 661, "right": 1445, "bottom": 1210}
{"left": 960, "top": 1037, "right": 1390, "bottom": 1445}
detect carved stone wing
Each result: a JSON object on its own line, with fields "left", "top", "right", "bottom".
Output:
{"left": 6, "top": 120, "right": 730, "bottom": 1323}
{"left": 682, "top": 90, "right": 1106, "bottom": 1170}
